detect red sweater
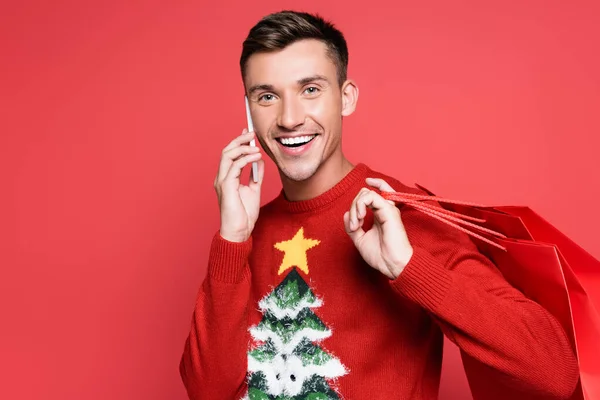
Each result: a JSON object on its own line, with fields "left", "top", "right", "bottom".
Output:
{"left": 180, "top": 163, "right": 579, "bottom": 400}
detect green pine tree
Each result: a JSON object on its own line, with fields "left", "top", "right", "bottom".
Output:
{"left": 246, "top": 268, "right": 347, "bottom": 400}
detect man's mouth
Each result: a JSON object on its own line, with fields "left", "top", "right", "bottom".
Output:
{"left": 276, "top": 134, "right": 317, "bottom": 148}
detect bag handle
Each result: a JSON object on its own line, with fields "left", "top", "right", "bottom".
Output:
{"left": 380, "top": 191, "right": 508, "bottom": 251}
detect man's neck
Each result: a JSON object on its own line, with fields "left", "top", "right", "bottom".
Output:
{"left": 280, "top": 155, "right": 354, "bottom": 202}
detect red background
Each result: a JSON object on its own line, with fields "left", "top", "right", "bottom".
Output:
{"left": 1, "top": 1, "right": 599, "bottom": 399}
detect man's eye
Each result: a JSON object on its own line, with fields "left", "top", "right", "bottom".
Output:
{"left": 305, "top": 87, "right": 319, "bottom": 94}
{"left": 260, "top": 94, "right": 275, "bottom": 101}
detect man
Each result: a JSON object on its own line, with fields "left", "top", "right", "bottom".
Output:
{"left": 180, "top": 10, "right": 579, "bottom": 400}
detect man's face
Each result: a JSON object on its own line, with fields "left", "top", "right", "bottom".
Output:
{"left": 244, "top": 39, "right": 357, "bottom": 182}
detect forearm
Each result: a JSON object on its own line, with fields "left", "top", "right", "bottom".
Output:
{"left": 180, "top": 233, "right": 253, "bottom": 400}
{"left": 392, "top": 241, "right": 579, "bottom": 399}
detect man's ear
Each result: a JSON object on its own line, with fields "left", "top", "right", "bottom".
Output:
{"left": 341, "top": 79, "right": 359, "bottom": 117}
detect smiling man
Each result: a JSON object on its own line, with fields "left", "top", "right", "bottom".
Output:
{"left": 242, "top": 37, "right": 355, "bottom": 202}
{"left": 179, "top": 10, "right": 579, "bottom": 400}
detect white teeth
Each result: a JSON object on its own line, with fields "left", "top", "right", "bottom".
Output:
{"left": 279, "top": 135, "right": 315, "bottom": 145}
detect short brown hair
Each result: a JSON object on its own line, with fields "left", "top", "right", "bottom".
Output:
{"left": 240, "top": 10, "right": 349, "bottom": 86}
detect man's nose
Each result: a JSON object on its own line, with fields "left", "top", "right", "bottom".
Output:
{"left": 277, "top": 97, "right": 305, "bottom": 130}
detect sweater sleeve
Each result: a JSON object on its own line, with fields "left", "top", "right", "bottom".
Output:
{"left": 390, "top": 205, "right": 580, "bottom": 399}
{"left": 179, "top": 232, "right": 252, "bottom": 400}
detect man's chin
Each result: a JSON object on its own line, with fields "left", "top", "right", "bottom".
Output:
{"left": 278, "top": 162, "right": 319, "bottom": 183}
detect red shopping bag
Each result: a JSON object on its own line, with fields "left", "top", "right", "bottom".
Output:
{"left": 381, "top": 186, "right": 600, "bottom": 400}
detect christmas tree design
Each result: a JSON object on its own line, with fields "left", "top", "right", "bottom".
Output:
{"left": 245, "top": 267, "right": 347, "bottom": 400}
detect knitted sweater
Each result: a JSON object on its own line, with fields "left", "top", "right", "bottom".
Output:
{"left": 180, "top": 163, "right": 579, "bottom": 400}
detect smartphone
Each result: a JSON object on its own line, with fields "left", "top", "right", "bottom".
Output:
{"left": 244, "top": 95, "right": 259, "bottom": 183}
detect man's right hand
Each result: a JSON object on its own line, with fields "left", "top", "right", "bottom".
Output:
{"left": 214, "top": 129, "right": 264, "bottom": 243}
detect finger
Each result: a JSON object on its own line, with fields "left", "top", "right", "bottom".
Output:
{"left": 216, "top": 130, "right": 252, "bottom": 185}
{"left": 344, "top": 211, "right": 366, "bottom": 242}
{"left": 222, "top": 129, "right": 256, "bottom": 152}
{"left": 352, "top": 190, "right": 371, "bottom": 229}
{"left": 354, "top": 189, "right": 372, "bottom": 227}
{"left": 217, "top": 144, "right": 260, "bottom": 186}
{"left": 223, "top": 152, "right": 262, "bottom": 186}
{"left": 357, "top": 190, "right": 399, "bottom": 224}
{"left": 225, "top": 145, "right": 260, "bottom": 159}
{"left": 356, "top": 190, "right": 370, "bottom": 219}
{"left": 349, "top": 188, "right": 369, "bottom": 230}
{"left": 222, "top": 145, "right": 260, "bottom": 174}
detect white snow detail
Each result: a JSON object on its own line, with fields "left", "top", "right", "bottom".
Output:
{"left": 247, "top": 353, "right": 347, "bottom": 397}
{"left": 258, "top": 293, "right": 323, "bottom": 319}
{"left": 249, "top": 326, "right": 331, "bottom": 354}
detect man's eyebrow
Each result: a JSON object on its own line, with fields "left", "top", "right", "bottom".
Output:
{"left": 248, "top": 84, "right": 275, "bottom": 95}
{"left": 297, "top": 75, "right": 329, "bottom": 85}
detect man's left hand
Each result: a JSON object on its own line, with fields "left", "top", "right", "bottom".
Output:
{"left": 343, "top": 178, "right": 414, "bottom": 279}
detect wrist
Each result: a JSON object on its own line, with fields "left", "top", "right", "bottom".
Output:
{"left": 388, "top": 245, "right": 414, "bottom": 279}
{"left": 219, "top": 228, "right": 250, "bottom": 243}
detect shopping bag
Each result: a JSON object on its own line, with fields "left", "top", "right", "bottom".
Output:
{"left": 380, "top": 185, "right": 600, "bottom": 400}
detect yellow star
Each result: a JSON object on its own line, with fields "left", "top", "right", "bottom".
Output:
{"left": 274, "top": 227, "right": 320, "bottom": 275}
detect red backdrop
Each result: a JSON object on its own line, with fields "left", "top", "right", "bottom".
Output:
{"left": 2, "top": 1, "right": 599, "bottom": 399}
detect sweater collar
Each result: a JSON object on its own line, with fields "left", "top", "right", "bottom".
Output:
{"left": 273, "top": 163, "right": 370, "bottom": 214}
